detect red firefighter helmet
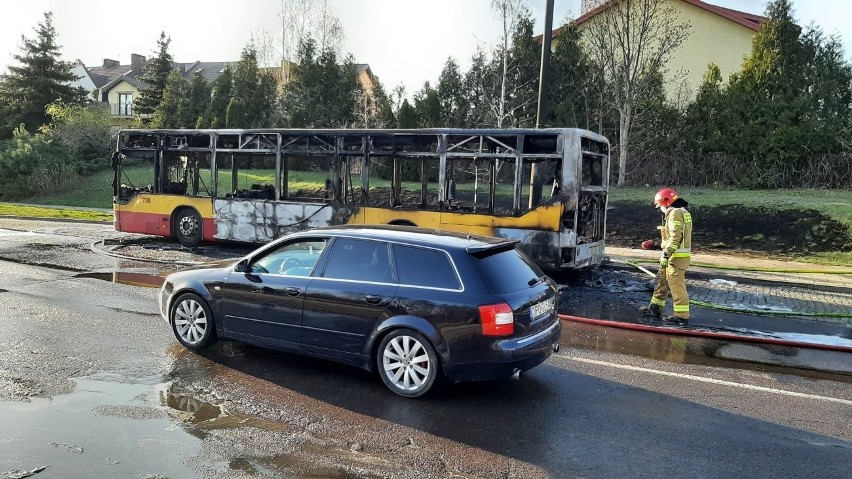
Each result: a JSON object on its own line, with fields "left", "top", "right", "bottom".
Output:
{"left": 654, "top": 188, "right": 678, "bottom": 208}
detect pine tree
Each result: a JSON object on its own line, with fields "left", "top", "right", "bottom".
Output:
{"left": 280, "top": 36, "right": 359, "bottom": 128}
{"left": 548, "top": 25, "right": 594, "bottom": 130}
{"left": 726, "top": 0, "right": 851, "bottom": 170}
{"left": 151, "top": 69, "right": 188, "bottom": 128}
{"left": 228, "top": 45, "right": 277, "bottom": 128}
{"left": 504, "top": 16, "right": 540, "bottom": 127}
{"left": 365, "top": 81, "right": 395, "bottom": 128}
{"left": 413, "top": 82, "right": 441, "bottom": 127}
{"left": 207, "top": 67, "right": 233, "bottom": 128}
{"left": 464, "top": 47, "right": 497, "bottom": 127}
{"left": 437, "top": 58, "right": 469, "bottom": 127}
{"left": 397, "top": 99, "right": 418, "bottom": 128}
{"left": 183, "top": 71, "right": 211, "bottom": 128}
{"left": 0, "top": 11, "right": 85, "bottom": 137}
{"left": 135, "top": 32, "right": 175, "bottom": 119}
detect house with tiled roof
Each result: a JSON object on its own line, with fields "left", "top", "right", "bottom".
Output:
{"left": 76, "top": 55, "right": 237, "bottom": 118}
{"left": 542, "top": 0, "right": 766, "bottom": 102}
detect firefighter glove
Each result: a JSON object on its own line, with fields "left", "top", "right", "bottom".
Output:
{"left": 659, "top": 255, "right": 669, "bottom": 268}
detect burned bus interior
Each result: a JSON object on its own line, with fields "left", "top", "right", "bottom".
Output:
{"left": 116, "top": 129, "right": 608, "bottom": 239}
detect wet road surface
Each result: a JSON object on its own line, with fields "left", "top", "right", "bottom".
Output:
{"left": 1, "top": 220, "right": 851, "bottom": 478}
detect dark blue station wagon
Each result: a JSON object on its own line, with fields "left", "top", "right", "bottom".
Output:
{"left": 159, "top": 226, "right": 561, "bottom": 397}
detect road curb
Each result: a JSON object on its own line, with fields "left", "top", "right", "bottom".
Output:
{"left": 559, "top": 313, "right": 852, "bottom": 353}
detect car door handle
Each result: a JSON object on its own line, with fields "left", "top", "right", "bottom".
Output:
{"left": 365, "top": 295, "right": 383, "bottom": 304}
{"left": 285, "top": 287, "right": 301, "bottom": 296}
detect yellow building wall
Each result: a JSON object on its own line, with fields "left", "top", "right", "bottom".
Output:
{"left": 574, "top": 0, "right": 756, "bottom": 103}
{"left": 106, "top": 80, "right": 140, "bottom": 106}
{"left": 666, "top": 0, "right": 755, "bottom": 102}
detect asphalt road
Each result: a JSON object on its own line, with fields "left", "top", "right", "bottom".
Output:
{"left": 1, "top": 220, "right": 851, "bottom": 478}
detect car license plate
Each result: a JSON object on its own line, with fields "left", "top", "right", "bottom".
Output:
{"left": 531, "top": 298, "right": 555, "bottom": 318}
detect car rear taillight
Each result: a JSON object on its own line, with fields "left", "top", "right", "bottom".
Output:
{"left": 480, "top": 303, "right": 514, "bottom": 336}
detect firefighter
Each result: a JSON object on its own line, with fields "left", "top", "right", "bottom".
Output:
{"left": 640, "top": 188, "right": 693, "bottom": 325}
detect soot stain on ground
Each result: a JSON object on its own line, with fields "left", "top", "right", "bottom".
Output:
{"left": 606, "top": 201, "right": 852, "bottom": 255}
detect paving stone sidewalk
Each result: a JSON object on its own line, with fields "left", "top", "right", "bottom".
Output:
{"left": 606, "top": 246, "right": 852, "bottom": 323}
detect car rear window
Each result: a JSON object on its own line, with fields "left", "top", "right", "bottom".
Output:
{"left": 472, "top": 247, "right": 546, "bottom": 294}
{"left": 392, "top": 244, "right": 460, "bottom": 290}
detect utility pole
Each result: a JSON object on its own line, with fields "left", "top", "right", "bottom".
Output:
{"left": 530, "top": 0, "right": 555, "bottom": 208}
{"left": 536, "top": 0, "right": 554, "bottom": 128}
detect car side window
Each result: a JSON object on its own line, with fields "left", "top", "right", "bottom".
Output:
{"left": 392, "top": 245, "right": 461, "bottom": 290}
{"left": 321, "top": 238, "right": 393, "bottom": 283}
{"left": 249, "top": 238, "right": 328, "bottom": 276}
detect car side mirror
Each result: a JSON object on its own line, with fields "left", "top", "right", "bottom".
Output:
{"left": 234, "top": 259, "right": 248, "bottom": 273}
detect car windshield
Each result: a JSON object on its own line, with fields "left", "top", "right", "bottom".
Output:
{"left": 471, "top": 247, "right": 546, "bottom": 294}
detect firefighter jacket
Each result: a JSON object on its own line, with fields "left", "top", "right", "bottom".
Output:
{"left": 659, "top": 207, "right": 692, "bottom": 269}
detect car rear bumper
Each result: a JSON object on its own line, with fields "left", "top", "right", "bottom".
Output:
{"left": 443, "top": 319, "right": 561, "bottom": 382}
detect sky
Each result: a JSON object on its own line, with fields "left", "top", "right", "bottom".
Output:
{"left": 1, "top": 0, "right": 850, "bottom": 97}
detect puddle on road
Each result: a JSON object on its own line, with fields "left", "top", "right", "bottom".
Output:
{"left": 0, "top": 377, "right": 320, "bottom": 479}
{"left": 0, "top": 377, "right": 200, "bottom": 479}
{"left": 73, "top": 272, "right": 164, "bottom": 289}
{"left": 561, "top": 321, "right": 852, "bottom": 381}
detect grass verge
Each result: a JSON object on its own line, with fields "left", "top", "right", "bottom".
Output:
{"left": 0, "top": 203, "right": 112, "bottom": 222}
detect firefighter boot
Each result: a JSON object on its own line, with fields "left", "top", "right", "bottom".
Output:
{"left": 639, "top": 304, "right": 662, "bottom": 318}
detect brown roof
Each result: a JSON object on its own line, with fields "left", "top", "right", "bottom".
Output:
{"left": 536, "top": 0, "right": 766, "bottom": 41}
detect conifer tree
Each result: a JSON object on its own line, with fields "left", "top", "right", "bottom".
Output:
{"left": 726, "top": 0, "right": 852, "bottom": 168}
{"left": 151, "top": 69, "right": 188, "bottom": 128}
{"left": 413, "top": 82, "right": 441, "bottom": 127}
{"left": 280, "top": 36, "right": 359, "bottom": 128}
{"left": 397, "top": 99, "right": 418, "bottom": 128}
{"left": 0, "top": 11, "right": 85, "bottom": 137}
{"left": 437, "top": 58, "right": 469, "bottom": 127}
{"left": 183, "top": 71, "right": 211, "bottom": 128}
{"left": 207, "top": 67, "right": 233, "bottom": 128}
{"left": 228, "top": 45, "right": 276, "bottom": 128}
{"left": 135, "top": 32, "right": 175, "bottom": 119}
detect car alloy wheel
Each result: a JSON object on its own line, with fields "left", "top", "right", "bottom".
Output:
{"left": 171, "top": 293, "right": 216, "bottom": 349}
{"left": 378, "top": 329, "right": 438, "bottom": 398}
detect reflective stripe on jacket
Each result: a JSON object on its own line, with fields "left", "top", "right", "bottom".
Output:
{"left": 660, "top": 207, "right": 692, "bottom": 267}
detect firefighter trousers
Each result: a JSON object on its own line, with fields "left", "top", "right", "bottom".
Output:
{"left": 649, "top": 264, "right": 689, "bottom": 319}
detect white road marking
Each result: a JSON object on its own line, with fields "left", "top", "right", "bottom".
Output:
{"left": 556, "top": 355, "right": 852, "bottom": 406}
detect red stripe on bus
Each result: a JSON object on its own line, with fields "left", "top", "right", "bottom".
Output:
{"left": 202, "top": 218, "right": 216, "bottom": 241}
{"left": 116, "top": 210, "right": 216, "bottom": 241}
{"left": 115, "top": 210, "right": 164, "bottom": 235}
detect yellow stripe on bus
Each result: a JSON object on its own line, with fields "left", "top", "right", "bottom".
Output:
{"left": 353, "top": 203, "right": 563, "bottom": 234}
{"left": 115, "top": 195, "right": 215, "bottom": 217}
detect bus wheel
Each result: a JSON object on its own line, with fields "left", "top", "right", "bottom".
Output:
{"left": 174, "top": 208, "right": 202, "bottom": 246}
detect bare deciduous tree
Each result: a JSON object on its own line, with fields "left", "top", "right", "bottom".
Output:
{"left": 250, "top": 28, "right": 281, "bottom": 68}
{"left": 491, "top": 0, "right": 530, "bottom": 127}
{"left": 277, "top": 0, "right": 345, "bottom": 87}
{"left": 583, "top": 0, "right": 690, "bottom": 185}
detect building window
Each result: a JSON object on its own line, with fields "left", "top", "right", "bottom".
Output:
{"left": 118, "top": 93, "right": 133, "bottom": 116}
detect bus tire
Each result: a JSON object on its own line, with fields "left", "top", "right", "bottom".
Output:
{"left": 174, "top": 208, "right": 203, "bottom": 246}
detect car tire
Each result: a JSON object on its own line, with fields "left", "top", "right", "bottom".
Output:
{"left": 171, "top": 293, "right": 217, "bottom": 350}
{"left": 377, "top": 329, "right": 439, "bottom": 398}
{"left": 174, "top": 208, "right": 202, "bottom": 246}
